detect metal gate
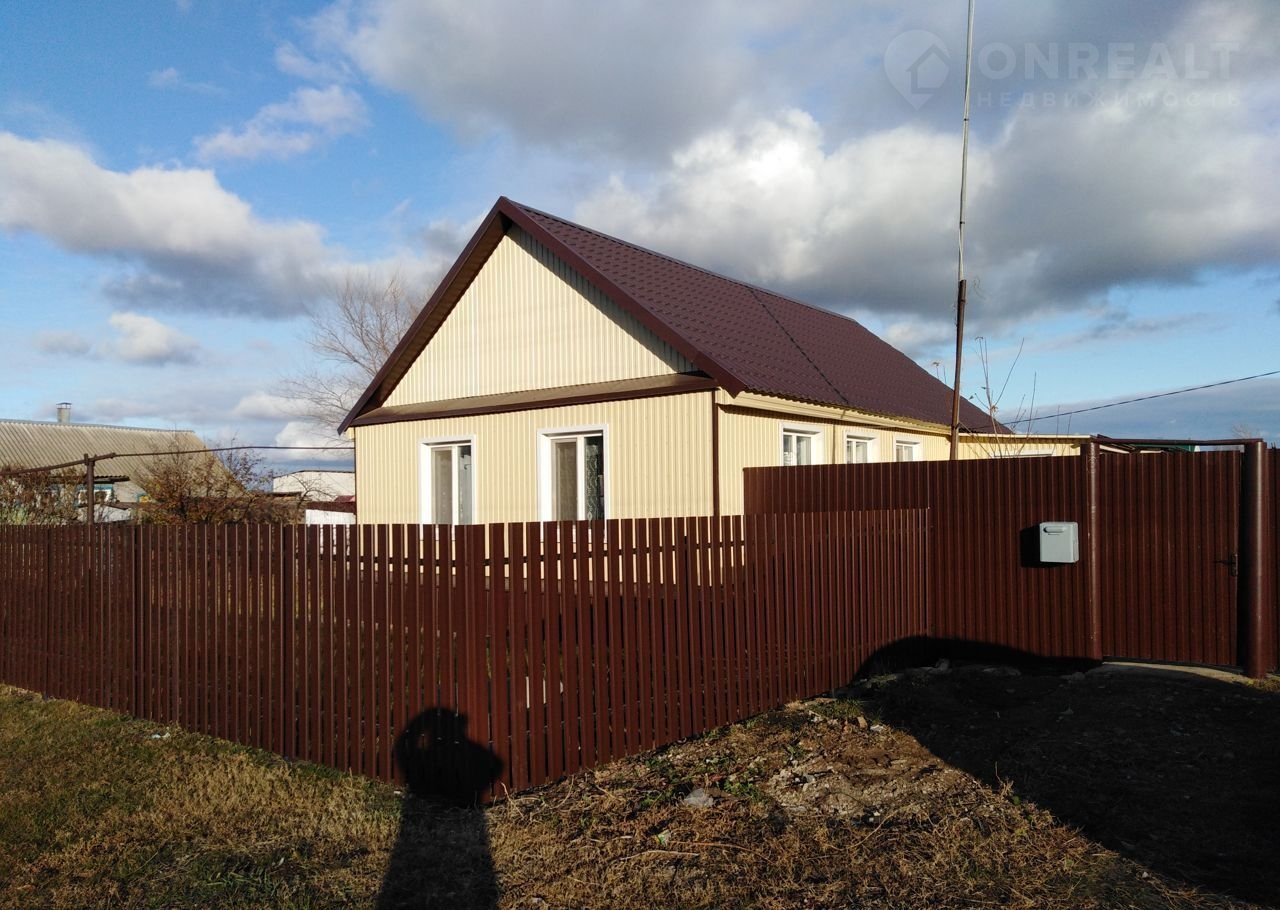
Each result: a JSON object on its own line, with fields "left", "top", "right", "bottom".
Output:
{"left": 1095, "top": 452, "right": 1240, "bottom": 667}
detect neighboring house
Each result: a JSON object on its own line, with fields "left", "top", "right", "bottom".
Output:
{"left": 272, "top": 470, "right": 357, "bottom": 526}
{"left": 0, "top": 411, "right": 210, "bottom": 515}
{"left": 271, "top": 470, "right": 356, "bottom": 501}
{"left": 341, "top": 198, "right": 1083, "bottom": 525}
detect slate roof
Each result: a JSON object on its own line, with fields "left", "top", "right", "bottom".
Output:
{"left": 0, "top": 419, "right": 210, "bottom": 486}
{"left": 340, "top": 197, "right": 999, "bottom": 434}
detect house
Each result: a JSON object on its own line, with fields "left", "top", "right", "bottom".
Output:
{"left": 341, "top": 198, "right": 1083, "bottom": 524}
{"left": 271, "top": 469, "right": 356, "bottom": 501}
{"left": 271, "top": 470, "right": 357, "bottom": 526}
{"left": 0, "top": 408, "right": 211, "bottom": 516}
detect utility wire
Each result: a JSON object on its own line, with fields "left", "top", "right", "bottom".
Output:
{"left": 1009, "top": 368, "right": 1280, "bottom": 428}
{"left": 0, "top": 444, "right": 352, "bottom": 480}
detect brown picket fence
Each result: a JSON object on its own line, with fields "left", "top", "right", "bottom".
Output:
{"left": 0, "top": 510, "right": 926, "bottom": 795}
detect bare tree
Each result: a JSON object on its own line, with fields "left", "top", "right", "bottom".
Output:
{"left": 0, "top": 466, "right": 80, "bottom": 525}
{"left": 136, "top": 441, "right": 298, "bottom": 524}
{"left": 281, "top": 271, "right": 423, "bottom": 433}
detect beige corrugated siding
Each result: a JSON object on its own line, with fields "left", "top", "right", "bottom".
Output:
{"left": 356, "top": 393, "right": 712, "bottom": 525}
{"left": 715, "top": 397, "right": 951, "bottom": 515}
{"left": 385, "top": 227, "right": 694, "bottom": 407}
{"left": 956, "top": 437, "right": 1082, "bottom": 459}
{"left": 711, "top": 392, "right": 1081, "bottom": 514}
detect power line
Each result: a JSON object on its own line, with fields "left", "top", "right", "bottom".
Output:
{"left": 1009, "top": 368, "right": 1280, "bottom": 428}
{"left": 0, "top": 444, "right": 352, "bottom": 480}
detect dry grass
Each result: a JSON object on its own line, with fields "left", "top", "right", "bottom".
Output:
{"left": 2, "top": 666, "right": 1276, "bottom": 909}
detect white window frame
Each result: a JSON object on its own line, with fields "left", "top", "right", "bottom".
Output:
{"left": 843, "top": 432, "right": 879, "bottom": 465}
{"left": 780, "top": 424, "right": 825, "bottom": 467}
{"left": 538, "top": 424, "right": 609, "bottom": 522}
{"left": 893, "top": 437, "right": 923, "bottom": 463}
{"left": 418, "top": 436, "right": 476, "bottom": 525}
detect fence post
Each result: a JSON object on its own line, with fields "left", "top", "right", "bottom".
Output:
{"left": 43, "top": 530, "right": 53, "bottom": 695}
{"left": 281, "top": 525, "right": 296, "bottom": 759}
{"left": 1084, "top": 441, "right": 1103, "bottom": 661}
{"left": 132, "top": 525, "right": 144, "bottom": 715}
{"left": 1242, "top": 440, "right": 1267, "bottom": 679}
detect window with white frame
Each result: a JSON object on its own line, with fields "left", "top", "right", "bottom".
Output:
{"left": 420, "top": 440, "right": 474, "bottom": 525}
{"left": 781, "top": 427, "right": 823, "bottom": 466}
{"left": 540, "top": 430, "right": 605, "bottom": 521}
{"left": 844, "top": 434, "right": 877, "bottom": 464}
{"left": 893, "top": 439, "right": 921, "bottom": 462}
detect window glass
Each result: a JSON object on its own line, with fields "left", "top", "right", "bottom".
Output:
{"left": 846, "top": 437, "right": 870, "bottom": 464}
{"left": 795, "top": 434, "right": 812, "bottom": 465}
{"left": 431, "top": 447, "right": 453, "bottom": 524}
{"left": 457, "top": 444, "right": 473, "bottom": 524}
{"left": 783, "top": 429, "right": 819, "bottom": 466}
{"left": 894, "top": 441, "right": 919, "bottom": 462}
{"left": 425, "top": 441, "right": 474, "bottom": 525}
{"left": 583, "top": 434, "right": 604, "bottom": 520}
{"left": 553, "top": 438, "right": 578, "bottom": 521}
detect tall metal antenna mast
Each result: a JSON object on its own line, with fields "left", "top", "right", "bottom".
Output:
{"left": 948, "top": 0, "right": 977, "bottom": 460}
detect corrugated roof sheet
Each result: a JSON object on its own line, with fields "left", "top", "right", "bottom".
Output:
{"left": 341, "top": 197, "right": 999, "bottom": 433}
{"left": 0, "top": 420, "right": 211, "bottom": 485}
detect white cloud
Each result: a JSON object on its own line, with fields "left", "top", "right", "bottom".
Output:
{"left": 274, "top": 42, "right": 352, "bottom": 84}
{"left": 194, "top": 85, "right": 366, "bottom": 162}
{"left": 34, "top": 330, "right": 94, "bottom": 357}
{"left": 575, "top": 69, "right": 1280, "bottom": 331}
{"left": 879, "top": 320, "right": 958, "bottom": 361}
{"left": 576, "top": 110, "right": 973, "bottom": 315}
{"left": 106, "top": 312, "right": 200, "bottom": 365}
{"left": 273, "top": 420, "right": 353, "bottom": 461}
{"left": 0, "top": 131, "right": 345, "bottom": 314}
{"left": 147, "top": 67, "right": 222, "bottom": 95}
{"left": 331, "top": 0, "right": 799, "bottom": 158}
{"left": 232, "top": 391, "right": 300, "bottom": 420}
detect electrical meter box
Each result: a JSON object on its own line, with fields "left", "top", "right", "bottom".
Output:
{"left": 1038, "top": 522, "right": 1079, "bottom": 564}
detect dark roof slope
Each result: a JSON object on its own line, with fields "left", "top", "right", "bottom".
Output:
{"left": 340, "top": 197, "right": 999, "bottom": 433}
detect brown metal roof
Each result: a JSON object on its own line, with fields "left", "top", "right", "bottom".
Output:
{"left": 340, "top": 197, "right": 999, "bottom": 433}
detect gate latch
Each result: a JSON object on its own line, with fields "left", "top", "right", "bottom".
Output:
{"left": 1217, "top": 552, "right": 1239, "bottom": 577}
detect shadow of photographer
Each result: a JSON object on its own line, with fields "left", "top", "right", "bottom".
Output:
{"left": 377, "top": 708, "right": 503, "bottom": 910}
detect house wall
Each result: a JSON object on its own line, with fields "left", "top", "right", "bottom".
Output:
{"left": 384, "top": 227, "right": 694, "bottom": 407}
{"left": 355, "top": 392, "right": 713, "bottom": 525}
{"left": 356, "top": 388, "right": 1083, "bottom": 524}
{"left": 715, "top": 393, "right": 951, "bottom": 515}
{"left": 712, "top": 392, "right": 1082, "bottom": 514}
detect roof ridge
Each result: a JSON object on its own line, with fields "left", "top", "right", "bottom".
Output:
{"left": 745, "top": 286, "right": 851, "bottom": 408}
{"left": 0, "top": 418, "right": 197, "bottom": 433}
{"left": 509, "top": 200, "right": 870, "bottom": 325}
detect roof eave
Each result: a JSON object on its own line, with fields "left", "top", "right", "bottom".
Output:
{"left": 337, "top": 198, "right": 511, "bottom": 434}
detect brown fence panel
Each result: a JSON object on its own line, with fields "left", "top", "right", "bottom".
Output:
{"left": 745, "top": 457, "right": 1092, "bottom": 660}
{"left": 1271, "top": 450, "right": 1280, "bottom": 672}
{"left": 0, "top": 509, "right": 928, "bottom": 796}
{"left": 1096, "top": 452, "right": 1239, "bottom": 667}
{"left": 746, "top": 449, "right": 1279, "bottom": 674}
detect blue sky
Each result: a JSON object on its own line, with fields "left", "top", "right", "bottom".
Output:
{"left": 2, "top": 0, "right": 1278, "bottom": 473}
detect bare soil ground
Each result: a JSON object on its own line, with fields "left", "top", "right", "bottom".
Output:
{"left": 2, "top": 664, "right": 1277, "bottom": 909}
